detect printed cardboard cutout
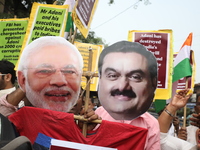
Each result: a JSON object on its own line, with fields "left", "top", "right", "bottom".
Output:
{"left": 98, "top": 41, "right": 158, "bottom": 120}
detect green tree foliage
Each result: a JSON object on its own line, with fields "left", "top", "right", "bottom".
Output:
{"left": 75, "top": 31, "right": 107, "bottom": 46}
{"left": 0, "top": 0, "right": 55, "bottom": 19}
{"left": 0, "top": 0, "right": 108, "bottom": 46}
{"left": 0, "top": 0, "right": 114, "bottom": 19}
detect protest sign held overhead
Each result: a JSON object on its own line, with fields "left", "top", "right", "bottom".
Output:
{"left": 128, "top": 30, "right": 173, "bottom": 100}
{"left": 14, "top": 2, "right": 69, "bottom": 69}
{"left": 72, "top": 0, "right": 99, "bottom": 38}
{"left": 22, "top": 2, "right": 69, "bottom": 48}
{"left": 0, "top": 18, "right": 28, "bottom": 65}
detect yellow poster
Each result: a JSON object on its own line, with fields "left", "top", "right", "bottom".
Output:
{"left": 128, "top": 30, "right": 173, "bottom": 100}
{"left": 22, "top": 2, "right": 69, "bottom": 48}
{"left": 72, "top": 0, "right": 99, "bottom": 38}
{"left": 74, "top": 41, "right": 103, "bottom": 91}
{"left": 15, "top": 2, "right": 69, "bottom": 69}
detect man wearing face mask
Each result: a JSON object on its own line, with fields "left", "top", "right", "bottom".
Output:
{"left": 95, "top": 41, "right": 160, "bottom": 150}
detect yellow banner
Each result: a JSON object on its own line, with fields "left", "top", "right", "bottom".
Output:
{"left": 15, "top": 2, "right": 69, "bottom": 70}
{"left": 74, "top": 41, "right": 103, "bottom": 91}
{"left": 22, "top": 2, "right": 69, "bottom": 48}
{"left": 128, "top": 30, "right": 173, "bottom": 100}
{"left": 72, "top": 0, "right": 99, "bottom": 38}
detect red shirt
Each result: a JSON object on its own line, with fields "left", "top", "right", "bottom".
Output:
{"left": 9, "top": 107, "right": 147, "bottom": 150}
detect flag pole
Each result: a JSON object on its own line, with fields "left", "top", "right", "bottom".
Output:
{"left": 71, "top": 27, "right": 77, "bottom": 44}
{"left": 82, "top": 46, "right": 93, "bottom": 137}
{"left": 183, "top": 77, "right": 189, "bottom": 127}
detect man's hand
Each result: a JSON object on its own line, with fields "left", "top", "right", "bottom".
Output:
{"left": 178, "top": 127, "right": 187, "bottom": 141}
{"left": 158, "top": 89, "right": 192, "bottom": 133}
{"left": 78, "top": 108, "right": 101, "bottom": 131}
{"left": 173, "top": 116, "right": 180, "bottom": 135}
{"left": 168, "top": 89, "right": 192, "bottom": 113}
{"left": 190, "top": 113, "right": 200, "bottom": 128}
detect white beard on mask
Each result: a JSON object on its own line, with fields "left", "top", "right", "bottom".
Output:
{"left": 25, "top": 80, "right": 79, "bottom": 112}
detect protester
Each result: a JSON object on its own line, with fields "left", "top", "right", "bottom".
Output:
{"left": 158, "top": 89, "right": 197, "bottom": 150}
{"left": 17, "top": 36, "right": 84, "bottom": 112}
{"left": 178, "top": 92, "right": 200, "bottom": 145}
{"left": 5, "top": 36, "right": 148, "bottom": 150}
{"left": 97, "top": 40, "right": 157, "bottom": 120}
{"left": 0, "top": 59, "right": 16, "bottom": 97}
{"left": 96, "top": 41, "right": 160, "bottom": 150}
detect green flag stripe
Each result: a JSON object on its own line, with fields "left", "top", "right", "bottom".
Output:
{"left": 172, "top": 58, "right": 192, "bottom": 82}
{"left": 65, "top": 12, "right": 74, "bottom": 32}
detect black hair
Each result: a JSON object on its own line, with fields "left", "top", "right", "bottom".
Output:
{"left": 98, "top": 41, "right": 158, "bottom": 80}
{"left": 0, "top": 59, "right": 16, "bottom": 84}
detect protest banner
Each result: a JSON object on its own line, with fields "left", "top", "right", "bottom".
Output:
{"left": 74, "top": 41, "right": 103, "bottom": 91}
{"left": 14, "top": 2, "right": 69, "bottom": 69}
{"left": 21, "top": 2, "right": 69, "bottom": 49}
{"left": 0, "top": 18, "right": 28, "bottom": 65}
{"left": 72, "top": 0, "right": 99, "bottom": 38}
{"left": 128, "top": 30, "right": 173, "bottom": 100}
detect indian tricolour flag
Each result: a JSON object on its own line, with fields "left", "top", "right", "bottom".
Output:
{"left": 172, "top": 33, "right": 193, "bottom": 82}
{"left": 167, "top": 33, "right": 193, "bottom": 104}
{"left": 63, "top": 0, "right": 75, "bottom": 39}
{"left": 154, "top": 33, "right": 193, "bottom": 113}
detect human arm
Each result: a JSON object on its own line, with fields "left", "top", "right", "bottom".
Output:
{"left": 0, "top": 94, "right": 17, "bottom": 117}
{"left": 160, "top": 132, "right": 196, "bottom": 150}
{"left": 190, "top": 113, "right": 200, "bottom": 128}
{"left": 158, "top": 89, "right": 191, "bottom": 133}
{"left": 6, "top": 88, "right": 25, "bottom": 106}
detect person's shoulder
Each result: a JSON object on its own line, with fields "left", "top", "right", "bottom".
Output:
{"left": 95, "top": 106, "right": 104, "bottom": 112}
{"left": 95, "top": 106, "right": 106, "bottom": 115}
{"left": 95, "top": 106, "right": 114, "bottom": 120}
{"left": 140, "top": 112, "right": 158, "bottom": 121}
{"left": 187, "top": 125, "right": 198, "bottom": 131}
{"left": 136, "top": 112, "right": 159, "bottom": 129}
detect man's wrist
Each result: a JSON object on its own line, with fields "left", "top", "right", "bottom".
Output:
{"left": 166, "top": 103, "right": 178, "bottom": 113}
{"left": 164, "top": 109, "right": 175, "bottom": 118}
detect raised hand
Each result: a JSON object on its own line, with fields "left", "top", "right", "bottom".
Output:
{"left": 169, "top": 89, "right": 192, "bottom": 112}
{"left": 190, "top": 113, "right": 200, "bottom": 128}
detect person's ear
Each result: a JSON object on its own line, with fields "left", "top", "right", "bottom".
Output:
{"left": 4, "top": 73, "right": 12, "bottom": 82}
{"left": 17, "top": 71, "right": 26, "bottom": 92}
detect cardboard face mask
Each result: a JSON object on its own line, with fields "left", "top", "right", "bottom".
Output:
{"left": 97, "top": 41, "right": 158, "bottom": 120}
